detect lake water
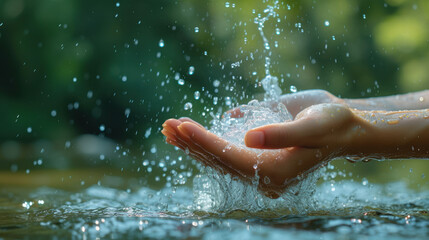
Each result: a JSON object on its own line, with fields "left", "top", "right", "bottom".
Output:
{"left": 1, "top": 166, "right": 428, "bottom": 240}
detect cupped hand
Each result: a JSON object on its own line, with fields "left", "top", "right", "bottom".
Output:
{"left": 162, "top": 104, "right": 367, "bottom": 198}
{"left": 227, "top": 89, "right": 345, "bottom": 118}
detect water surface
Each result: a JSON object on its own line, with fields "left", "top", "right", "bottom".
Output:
{"left": 1, "top": 168, "right": 428, "bottom": 240}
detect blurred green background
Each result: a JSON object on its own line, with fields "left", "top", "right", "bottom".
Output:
{"left": 0, "top": 0, "right": 428, "bottom": 188}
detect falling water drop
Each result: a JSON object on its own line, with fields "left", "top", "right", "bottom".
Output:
{"left": 213, "top": 79, "right": 220, "bottom": 87}
{"left": 324, "top": 20, "right": 330, "bottom": 26}
{"left": 184, "top": 102, "right": 193, "bottom": 110}
{"left": 290, "top": 85, "right": 297, "bottom": 93}
{"left": 194, "top": 27, "right": 199, "bottom": 33}
{"left": 188, "top": 66, "right": 195, "bottom": 75}
{"left": 264, "top": 42, "right": 270, "bottom": 50}
{"left": 178, "top": 79, "right": 185, "bottom": 85}
{"left": 159, "top": 39, "right": 164, "bottom": 48}
{"left": 194, "top": 91, "right": 200, "bottom": 100}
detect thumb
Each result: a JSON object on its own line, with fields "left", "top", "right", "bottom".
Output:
{"left": 244, "top": 119, "right": 320, "bottom": 149}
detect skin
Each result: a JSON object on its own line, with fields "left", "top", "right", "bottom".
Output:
{"left": 162, "top": 90, "right": 429, "bottom": 198}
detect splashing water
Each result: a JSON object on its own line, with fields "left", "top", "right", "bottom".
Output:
{"left": 211, "top": 100, "right": 292, "bottom": 149}
{"left": 255, "top": 0, "right": 282, "bottom": 101}
{"left": 190, "top": 0, "right": 325, "bottom": 213}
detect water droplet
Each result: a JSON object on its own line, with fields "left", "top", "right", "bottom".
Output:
{"left": 194, "top": 27, "right": 199, "bottom": 33}
{"left": 73, "top": 77, "right": 77, "bottom": 82}
{"left": 419, "top": 97, "right": 424, "bottom": 102}
{"left": 188, "top": 66, "right": 195, "bottom": 75}
{"left": 264, "top": 42, "right": 270, "bottom": 50}
{"left": 290, "top": 85, "right": 297, "bottom": 93}
{"left": 158, "top": 39, "right": 164, "bottom": 48}
{"left": 225, "top": 2, "right": 230, "bottom": 8}
{"left": 116, "top": 2, "right": 120, "bottom": 7}
{"left": 150, "top": 145, "right": 157, "bottom": 153}
{"left": 194, "top": 91, "right": 200, "bottom": 100}
{"left": 178, "top": 79, "right": 185, "bottom": 85}
{"left": 253, "top": 164, "right": 258, "bottom": 170}
{"left": 213, "top": 79, "right": 220, "bottom": 87}
{"left": 263, "top": 176, "right": 271, "bottom": 184}
{"left": 332, "top": 35, "right": 336, "bottom": 40}
{"left": 184, "top": 102, "right": 193, "bottom": 110}
{"left": 87, "top": 91, "right": 93, "bottom": 98}
{"left": 122, "top": 76, "right": 127, "bottom": 82}
{"left": 324, "top": 20, "right": 330, "bottom": 26}
{"left": 124, "top": 108, "right": 130, "bottom": 118}
{"left": 275, "top": 28, "right": 281, "bottom": 35}
{"left": 99, "top": 124, "right": 105, "bottom": 131}
{"left": 362, "top": 178, "right": 368, "bottom": 186}
{"left": 27, "top": 127, "right": 32, "bottom": 133}
{"left": 145, "top": 127, "right": 152, "bottom": 138}
{"left": 362, "top": 14, "right": 366, "bottom": 20}
{"left": 225, "top": 97, "right": 232, "bottom": 106}
{"left": 51, "top": 110, "right": 57, "bottom": 117}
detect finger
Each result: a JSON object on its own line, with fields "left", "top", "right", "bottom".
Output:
{"left": 177, "top": 122, "right": 258, "bottom": 177}
{"left": 178, "top": 117, "right": 205, "bottom": 129}
{"left": 163, "top": 118, "right": 182, "bottom": 129}
{"left": 165, "top": 137, "right": 181, "bottom": 148}
{"left": 161, "top": 129, "right": 176, "bottom": 140}
{"left": 244, "top": 118, "right": 324, "bottom": 149}
{"left": 166, "top": 119, "right": 238, "bottom": 174}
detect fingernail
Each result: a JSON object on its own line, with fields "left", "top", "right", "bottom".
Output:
{"left": 245, "top": 131, "right": 265, "bottom": 148}
{"left": 177, "top": 124, "right": 191, "bottom": 139}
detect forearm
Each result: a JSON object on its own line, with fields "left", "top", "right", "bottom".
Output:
{"left": 344, "top": 90, "right": 429, "bottom": 111}
{"left": 349, "top": 109, "right": 429, "bottom": 159}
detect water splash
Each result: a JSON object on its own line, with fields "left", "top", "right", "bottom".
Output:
{"left": 254, "top": 0, "right": 282, "bottom": 101}
{"left": 193, "top": 166, "right": 323, "bottom": 213}
{"left": 211, "top": 100, "right": 292, "bottom": 148}
{"left": 191, "top": 1, "right": 303, "bottom": 213}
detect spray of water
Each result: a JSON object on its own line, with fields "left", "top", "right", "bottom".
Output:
{"left": 191, "top": 1, "right": 326, "bottom": 213}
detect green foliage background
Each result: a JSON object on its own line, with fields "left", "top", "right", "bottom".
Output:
{"left": 0, "top": 0, "right": 427, "bottom": 187}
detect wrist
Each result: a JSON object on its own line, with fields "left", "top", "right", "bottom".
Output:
{"left": 346, "top": 109, "right": 429, "bottom": 159}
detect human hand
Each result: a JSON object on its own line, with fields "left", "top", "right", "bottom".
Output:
{"left": 227, "top": 89, "right": 344, "bottom": 118}
{"left": 162, "top": 103, "right": 368, "bottom": 198}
